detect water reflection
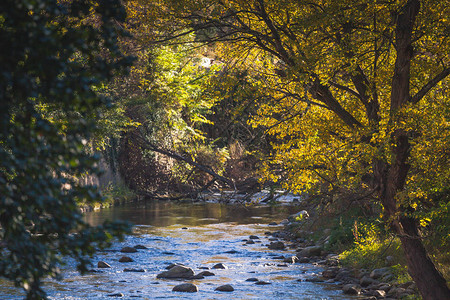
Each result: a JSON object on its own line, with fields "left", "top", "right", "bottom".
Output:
{"left": 84, "top": 201, "right": 299, "bottom": 227}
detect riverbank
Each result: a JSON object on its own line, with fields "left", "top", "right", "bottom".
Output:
{"left": 272, "top": 208, "right": 421, "bottom": 299}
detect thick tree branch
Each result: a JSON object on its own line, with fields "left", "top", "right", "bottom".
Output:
{"left": 256, "top": 0, "right": 295, "bottom": 66}
{"left": 308, "top": 80, "right": 363, "bottom": 129}
{"left": 410, "top": 67, "right": 450, "bottom": 104}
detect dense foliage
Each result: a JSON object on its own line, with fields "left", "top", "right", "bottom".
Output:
{"left": 2, "top": 0, "right": 448, "bottom": 298}
{"left": 0, "top": 0, "right": 132, "bottom": 298}
{"left": 147, "top": 0, "right": 449, "bottom": 298}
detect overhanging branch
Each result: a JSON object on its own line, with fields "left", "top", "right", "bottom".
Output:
{"left": 410, "top": 67, "right": 450, "bottom": 104}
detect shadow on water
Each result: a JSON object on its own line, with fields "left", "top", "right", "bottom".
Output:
{"left": 0, "top": 201, "right": 358, "bottom": 299}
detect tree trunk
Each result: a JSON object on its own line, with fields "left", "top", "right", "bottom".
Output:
{"left": 397, "top": 217, "right": 450, "bottom": 299}
{"left": 374, "top": 132, "right": 450, "bottom": 300}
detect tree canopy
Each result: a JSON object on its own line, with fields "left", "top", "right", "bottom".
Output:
{"left": 148, "top": 0, "right": 450, "bottom": 298}
{"left": 0, "top": 0, "right": 132, "bottom": 298}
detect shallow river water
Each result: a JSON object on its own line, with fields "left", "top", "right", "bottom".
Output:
{"left": 0, "top": 201, "right": 356, "bottom": 299}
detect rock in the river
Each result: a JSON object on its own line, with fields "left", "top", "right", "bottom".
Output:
{"left": 134, "top": 245, "right": 148, "bottom": 249}
{"left": 246, "top": 240, "right": 255, "bottom": 244}
{"left": 246, "top": 278, "right": 259, "bottom": 282}
{"left": 283, "top": 256, "right": 299, "bottom": 263}
{"left": 305, "top": 277, "right": 324, "bottom": 283}
{"left": 165, "top": 263, "right": 185, "bottom": 270}
{"left": 98, "top": 261, "right": 111, "bottom": 268}
{"left": 157, "top": 265, "right": 194, "bottom": 279}
{"left": 225, "top": 250, "right": 238, "bottom": 254}
{"left": 268, "top": 222, "right": 278, "bottom": 226}
{"left": 198, "top": 271, "right": 215, "bottom": 277}
{"left": 255, "top": 281, "right": 271, "bottom": 285}
{"left": 172, "top": 283, "right": 198, "bottom": 293}
{"left": 296, "top": 246, "right": 322, "bottom": 257}
{"left": 342, "top": 284, "right": 361, "bottom": 295}
{"left": 268, "top": 241, "right": 285, "bottom": 250}
{"left": 212, "top": 263, "right": 227, "bottom": 269}
{"left": 249, "top": 235, "right": 259, "bottom": 239}
{"left": 107, "top": 293, "right": 124, "bottom": 297}
{"left": 215, "top": 284, "right": 234, "bottom": 292}
{"left": 119, "top": 256, "right": 133, "bottom": 263}
{"left": 120, "top": 246, "right": 137, "bottom": 253}
{"left": 298, "top": 257, "right": 310, "bottom": 263}
{"left": 123, "top": 268, "right": 145, "bottom": 272}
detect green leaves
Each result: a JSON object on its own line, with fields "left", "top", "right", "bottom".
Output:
{"left": 0, "top": 0, "right": 132, "bottom": 298}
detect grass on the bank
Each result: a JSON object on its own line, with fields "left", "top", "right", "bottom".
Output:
{"left": 309, "top": 206, "right": 449, "bottom": 293}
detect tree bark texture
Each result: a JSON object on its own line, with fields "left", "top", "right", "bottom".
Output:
{"left": 378, "top": 1, "right": 450, "bottom": 298}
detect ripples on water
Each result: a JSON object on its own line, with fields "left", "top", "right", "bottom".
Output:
{"left": 0, "top": 202, "right": 355, "bottom": 299}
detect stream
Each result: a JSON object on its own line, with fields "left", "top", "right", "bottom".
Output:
{"left": 0, "top": 201, "right": 356, "bottom": 299}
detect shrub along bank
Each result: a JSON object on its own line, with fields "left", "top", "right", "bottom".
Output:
{"left": 281, "top": 199, "right": 449, "bottom": 299}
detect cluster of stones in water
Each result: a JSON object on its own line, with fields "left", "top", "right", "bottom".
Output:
{"left": 97, "top": 245, "right": 147, "bottom": 272}
{"left": 96, "top": 231, "right": 297, "bottom": 295}
{"left": 97, "top": 218, "right": 375, "bottom": 297}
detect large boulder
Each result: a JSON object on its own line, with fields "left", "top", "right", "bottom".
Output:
{"left": 172, "top": 283, "right": 198, "bottom": 293}
{"left": 165, "top": 263, "right": 185, "bottom": 270}
{"left": 157, "top": 265, "right": 194, "bottom": 279}
{"left": 296, "top": 246, "right": 322, "bottom": 257}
